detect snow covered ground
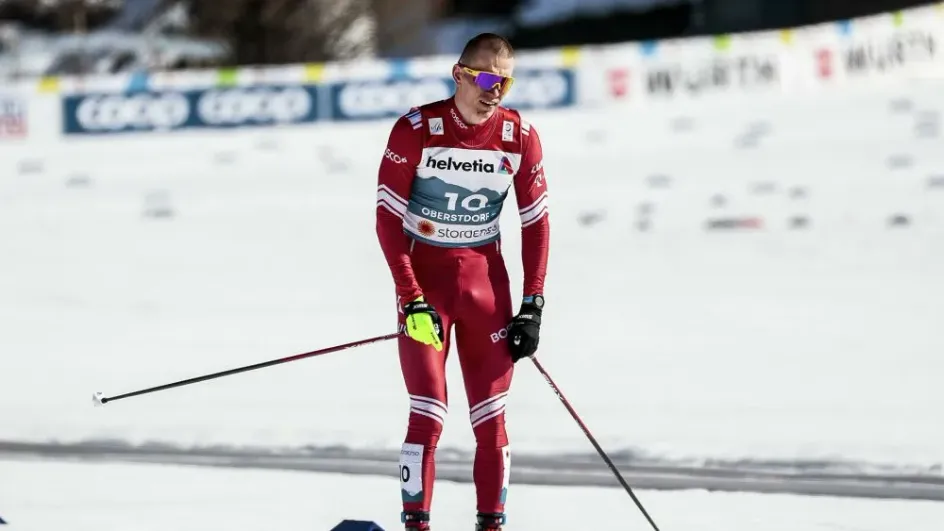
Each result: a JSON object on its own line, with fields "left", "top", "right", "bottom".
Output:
{"left": 1, "top": 77, "right": 942, "bottom": 477}
{"left": 3, "top": 457, "right": 944, "bottom": 531}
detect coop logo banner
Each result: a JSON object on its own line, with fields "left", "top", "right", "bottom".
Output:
{"left": 330, "top": 78, "right": 452, "bottom": 121}
{"left": 328, "top": 68, "right": 576, "bottom": 121}
{"left": 500, "top": 68, "right": 576, "bottom": 111}
{"left": 62, "top": 85, "right": 320, "bottom": 135}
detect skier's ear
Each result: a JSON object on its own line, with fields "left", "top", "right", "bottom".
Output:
{"left": 452, "top": 64, "right": 462, "bottom": 85}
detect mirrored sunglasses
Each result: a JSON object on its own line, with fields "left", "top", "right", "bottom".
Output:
{"left": 460, "top": 65, "right": 514, "bottom": 95}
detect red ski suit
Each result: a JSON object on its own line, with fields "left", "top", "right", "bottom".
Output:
{"left": 375, "top": 97, "right": 549, "bottom": 520}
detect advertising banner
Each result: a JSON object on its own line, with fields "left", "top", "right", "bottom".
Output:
{"left": 845, "top": 30, "right": 936, "bottom": 75}
{"left": 62, "top": 84, "right": 320, "bottom": 135}
{"left": 21, "top": 2, "right": 941, "bottom": 143}
{"left": 644, "top": 53, "right": 780, "bottom": 97}
{"left": 636, "top": 36, "right": 786, "bottom": 101}
{"left": 328, "top": 68, "right": 576, "bottom": 121}
{"left": 329, "top": 77, "right": 452, "bottom": 121}
{"left": 813, "top": 23, "right": 939, "bottom": 83}
{"left": 0, "top": 91, "right": 28, "bottom": 139}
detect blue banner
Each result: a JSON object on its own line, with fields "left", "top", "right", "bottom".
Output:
{"left": 500, "top": 68, "right": 577, "bottom": 112}
{"left": 328, "top": 68, "right": 576, "bottom": 121}
{"left": 62, "top": 85, "right": 320, "bottom": 135}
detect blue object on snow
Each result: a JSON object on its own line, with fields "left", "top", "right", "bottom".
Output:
{"left": 330, "top": 520, "right": 384, "bottom": 531}
{"left": 0, "top": 513, "right": 7, "bottom": 524}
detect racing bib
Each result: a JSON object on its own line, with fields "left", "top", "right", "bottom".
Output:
{"left": 405, "top": 147, "right": 521, "bottom": 247}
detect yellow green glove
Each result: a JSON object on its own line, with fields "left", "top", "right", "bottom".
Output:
{"left": 403, "top": 296, "right": 444, "bottom": 352}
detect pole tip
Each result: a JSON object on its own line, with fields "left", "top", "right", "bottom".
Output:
{"left": 92, "top": 391, "right": 106, "bottom": 407}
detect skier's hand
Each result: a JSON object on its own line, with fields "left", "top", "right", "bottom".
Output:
{"left": 508, "top": 295, "right": 543, "bottom": 362}
{"left": 403, "top": 296, "right": 444, "bottom": 352}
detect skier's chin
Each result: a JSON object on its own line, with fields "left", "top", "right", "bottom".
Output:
{"left": 475, "top": 98, "right": 500, "bottom": 118}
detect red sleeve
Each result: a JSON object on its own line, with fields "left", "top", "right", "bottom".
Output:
{"left": 514, "top": 120, "right": 550, "bottom": 297}
{"left": 376, "top": 111, "right": 424, "bottom": 302}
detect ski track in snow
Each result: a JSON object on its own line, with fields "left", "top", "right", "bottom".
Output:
{"left": 3, "top": 457, "right": 944, "bottom": 531}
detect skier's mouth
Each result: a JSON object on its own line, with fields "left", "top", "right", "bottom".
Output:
{"left": 479, "top": 98, "right": 499, "bottom": 107}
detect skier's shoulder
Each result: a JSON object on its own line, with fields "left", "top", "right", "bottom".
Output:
{"left": 392, "top": 106, "right": 424, "bottom": 134}
{"left": 497, "top": 106, "right": 536, "bottom": 135}
{"left": 393, "top": 99, "right": 451, "bottom": 134}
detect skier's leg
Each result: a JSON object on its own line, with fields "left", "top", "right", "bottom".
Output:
{"left": 454, "top": 249, "right": 515, "bottom": 526}
{"left": 397, "top": 293, "right": 452, "bottom": 529}
{"left": 459, "top": 324, "right": 514, "bottom": 522}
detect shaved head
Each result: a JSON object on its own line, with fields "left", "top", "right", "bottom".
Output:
{"left": 459, "top": 33, "right": 514, "bottom": 67}
{"left": 452, "top": 32, "right": 515, "bottom": 125}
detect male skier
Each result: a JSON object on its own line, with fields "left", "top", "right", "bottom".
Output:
{"left": 375, "top": 33, "right": 550, "bottom": 531}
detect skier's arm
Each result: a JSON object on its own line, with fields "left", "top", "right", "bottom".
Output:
{"left": 376, "top": 111, "right": 424, "bottom": 302}
{"left": 514, "top": 120, "right": 550, "bottom": 297}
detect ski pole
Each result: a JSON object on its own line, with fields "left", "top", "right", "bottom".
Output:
{"left": 530, "top": 356, "right": 662, "bottom": 531}
{"left": 92, "top": 332, "right": 400, "bottom": 406}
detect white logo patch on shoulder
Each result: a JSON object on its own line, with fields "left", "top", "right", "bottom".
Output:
{"left": 502, "top": 120, "right": 514, "bottom": 142}
{"left": 429, "top": 117, "right": 444, "bottom": 135}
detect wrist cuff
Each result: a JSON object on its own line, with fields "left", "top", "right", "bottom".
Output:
{"left": 522, "top": 294, "right": 544, "bottom": 310}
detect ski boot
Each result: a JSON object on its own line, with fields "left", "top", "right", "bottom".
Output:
{"left": 476, "top": 512, "right": 506, "bottom": 530}
{"left": 402, "top": 510, "right": 431, "bottom": 530}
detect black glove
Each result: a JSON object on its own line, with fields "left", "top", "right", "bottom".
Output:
{"left": 507, "top": 295, "right": 543, "bottom": 363}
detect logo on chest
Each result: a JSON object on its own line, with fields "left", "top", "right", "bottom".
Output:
{"left": 425, "top": 155, "right": 514, "bottom": 175}
{"left": 417, "top": 148, "right": 521, "bottom": 197}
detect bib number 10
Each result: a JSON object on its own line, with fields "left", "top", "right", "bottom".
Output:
{"left": 444, "top": 192, "right": 488, "bottom": 212}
